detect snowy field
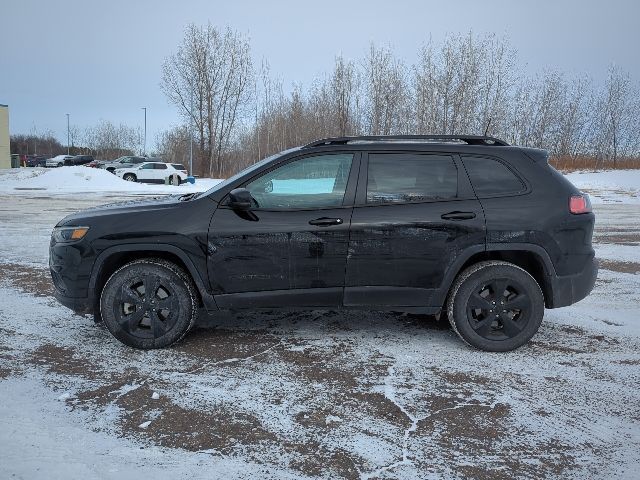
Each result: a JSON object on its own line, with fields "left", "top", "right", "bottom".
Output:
{"left": 0, "top": 167, "right": 639, "bottom": 479}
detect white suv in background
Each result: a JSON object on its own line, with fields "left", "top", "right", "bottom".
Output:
{"left": 115, "top": 162, "right": 188, "bottom": 185}
{"left": 45, "top": 155, "right": 75, "bottom": 167}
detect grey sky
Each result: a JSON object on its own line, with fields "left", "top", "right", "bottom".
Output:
{"left": 1, "top": 0, "right": 639, "bottom": 150}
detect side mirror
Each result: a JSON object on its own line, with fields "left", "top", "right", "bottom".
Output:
{"left": 228, "top": 188, "right": 253, "bottom": 210}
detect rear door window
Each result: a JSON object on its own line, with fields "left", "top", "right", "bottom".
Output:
{"left": 366, "top": 153, "right": 458, "bottom": 204}
{"left": 462, "top": 156, "right": 525, "bottom": 197}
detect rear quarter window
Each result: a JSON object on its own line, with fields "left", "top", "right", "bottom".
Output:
{"left": 462, "top": 156, "right": 525, "bottom": 197}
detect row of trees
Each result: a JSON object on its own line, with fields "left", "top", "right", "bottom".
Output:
{"left": 11, "top": 26, "right": 640, "bottom": 175}
{"left": 11, "top": 120, "right": 142, "bottom": 159}
{"left": 161, "top": 26, "right": 640, "bottom": 176}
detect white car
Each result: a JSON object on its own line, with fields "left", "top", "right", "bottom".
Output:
{"left": 45, "top": 155, "right": 75, "bottom": 167}
{"left": 115, "top": 162, "right": 188, "bottom": 185}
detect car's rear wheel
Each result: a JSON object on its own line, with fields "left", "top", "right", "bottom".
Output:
{"left": 447, "top": 261, "right": 544, "bottom": 352}
{"left": 123, "top": 173, "right": 136, "bottom": 182}
{"left": 100, "top": 259, "right": 198, "bottom": 349}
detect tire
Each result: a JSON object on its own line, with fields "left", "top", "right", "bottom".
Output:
{"left": 446, "top": 261, "right": 544, "bottom": 352}
{"left": 57, "top": 162, "right": 63, "bottom": 167}
{"left": 100, "top": 259, "right": 198, "bottom": 349}
{"left": 123, "top": 173, "right": 137, "bottom": 182}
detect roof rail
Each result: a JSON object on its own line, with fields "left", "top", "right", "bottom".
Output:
{"left": 303, "top": 135, "right": 510, "bottom": 148}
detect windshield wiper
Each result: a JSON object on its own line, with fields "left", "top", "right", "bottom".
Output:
{"left": 179, "top": 192, "right": 200, "bottom": 201}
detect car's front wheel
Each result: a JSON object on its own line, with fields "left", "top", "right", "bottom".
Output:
{"left": 447, "top": 261, "right": 544, "bottom": 352}
{"left": 100, "top": 259, "right": 198, "bottom": 349}
{"left": 123, "top": 173, "right": 137, "bottom": 182}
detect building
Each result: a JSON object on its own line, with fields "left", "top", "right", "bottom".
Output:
{"left": 0, "top": 105, "right": 10, "bottom": 169}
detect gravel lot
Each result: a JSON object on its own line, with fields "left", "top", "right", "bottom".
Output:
{"left": 0, "top": 193, "right": 639, "bottom": 479}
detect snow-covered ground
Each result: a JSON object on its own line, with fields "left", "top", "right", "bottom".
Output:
{"left": 0, "top": 166, "right": 223, "bottom": 195}
{"left": 0, "top": 168, "right": 639, "bottom": 479}
{"left": 566, "top": 169, "right": 640, "bottom": 204}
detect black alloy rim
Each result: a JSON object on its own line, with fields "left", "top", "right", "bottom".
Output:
{"left": 113, "top": 275, "right": 179, "bottom": 339}
{"left": 466, "top": 278, "right": 531, "bottom": 340}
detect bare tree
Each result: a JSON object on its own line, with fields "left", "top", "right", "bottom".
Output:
{"left": 161, "top": 24, "right": 254, "bottom": 177}
{"left": 593, "top": 66, "right": 636, "bottom": 167}
{"left": 81, "top": 120, "right": 141, "bottom": 159}
{"left": 330, "top": 55, "right": 359, "bottom": 136}
{"left": 364, "top": 44, "right": 407, "bottom": 135}
{"left": 155, "top": 125, "right": 191, "bottom": 165}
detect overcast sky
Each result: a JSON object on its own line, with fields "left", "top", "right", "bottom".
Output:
{"left": 1, "top": 0, "right": 639, "bottom": 151}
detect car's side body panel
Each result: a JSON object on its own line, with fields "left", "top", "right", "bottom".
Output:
{"left": 344, "top": 151, "right": 486, "bottom": 308}
{"left": 207, "top": 151, "right": 361, "bottom": 309}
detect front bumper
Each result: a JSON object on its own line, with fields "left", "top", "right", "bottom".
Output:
{"left": 547, "top": 256, "right": 598, "bottom": 308}
{"left": 49, "top": 238, "right": 95, "bottom": 314}
{"left": 53, "top": 288, "right": 93, "bottom": 315}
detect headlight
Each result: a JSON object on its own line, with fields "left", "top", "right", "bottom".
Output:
{"left": 52, "top": 226, "right": 90, "bottom": 243}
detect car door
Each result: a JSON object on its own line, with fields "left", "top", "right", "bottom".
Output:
{"left": 208, "top": 152, "right": 359, "bottom": 309}
{"left": 344, "top": 151, "right": 485, "bottom": 309}
{"left": 136, "top": 163, "right": 155, "bottom": 182}
{"left": 153, "top": 163, "right": 168, "bottom": 183}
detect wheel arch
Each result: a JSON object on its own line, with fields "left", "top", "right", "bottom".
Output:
{"left": 89, "top": 244, "right": 217, "bottom": 313}
{"left": 438, "top": 244, "right": 556, "bottom": 308}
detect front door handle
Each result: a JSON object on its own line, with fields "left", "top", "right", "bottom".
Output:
{"left": 309, "top": 217, "right": 343, "bottom": 227}
{"left": 441, "top": 211, "right": 476, "bottom": 220}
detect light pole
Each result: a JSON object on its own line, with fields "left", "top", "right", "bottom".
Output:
{"left": 189, "top": 89, "right": 193, "bottom": 176}
{"left": 66, "top": 113, "right": 70, "bottom": 155}
{"left": 142, "top": 107, "right": 147, "bottom": 156}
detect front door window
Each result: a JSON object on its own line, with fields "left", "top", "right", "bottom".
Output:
{"left": 244, "top": 153, "right": 353, "bottom": 209}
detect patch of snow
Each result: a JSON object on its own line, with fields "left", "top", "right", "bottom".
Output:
{"left": 325, "top": 415, "right": 342, "bottom": 424}
{"left": 0, "top": 167, "right": 223, "bottom": 196}
{"left": 566, "top": 169, "right": 640, "bottom": 204}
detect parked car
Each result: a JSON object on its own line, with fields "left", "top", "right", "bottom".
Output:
{"left": 25, "top": 155, "right": 48, "bottom": 167}
{"left": 100, "top": 156, "right": 147, "bottom": 173}
{"left": 49, "top": 135, "right": 597, "bottom": 351}
{"left": 64, "top": 155, "right": 95, "bottom": 166}
{"left": 115, "top": 162, "right": 188, "bottom": 185}
{"left": 46, "top": 155, "right": 75, "bottom": 167}
{"left": 85, "top": 160, "right": 105, "bottom": 168}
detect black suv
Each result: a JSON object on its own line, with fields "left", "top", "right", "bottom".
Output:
{"left": 49, "top": 135, "right": 597, "bottom": 351}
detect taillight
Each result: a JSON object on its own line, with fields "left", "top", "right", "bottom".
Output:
{"left": 569, "top": 194, "right": 591, "bottom": 214}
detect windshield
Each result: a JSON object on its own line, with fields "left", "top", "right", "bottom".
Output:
{"left": 200, "top": 147, "right": 301, "bottom": 197}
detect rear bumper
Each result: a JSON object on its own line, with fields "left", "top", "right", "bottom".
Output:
{"left": 547, "top": 256, "right": 598, "bottom": 308}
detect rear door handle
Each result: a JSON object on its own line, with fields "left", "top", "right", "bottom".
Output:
{"left": 441, "top": 211, "right": 476, "bottom": 220}
{"left": 309, "top": 217, "right": 343, "bottom": 227}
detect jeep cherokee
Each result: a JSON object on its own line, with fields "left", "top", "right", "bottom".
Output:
{"left": 49, "top": 135, "right": 598, "bottom": 351}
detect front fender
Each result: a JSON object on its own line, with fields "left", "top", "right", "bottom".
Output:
{"left": 88, "top": 243, "right": 218, "bottom": 311}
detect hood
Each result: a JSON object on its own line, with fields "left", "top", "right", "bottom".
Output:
{"left": 56, "top": 194, "right": 206, "bottom": 226}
